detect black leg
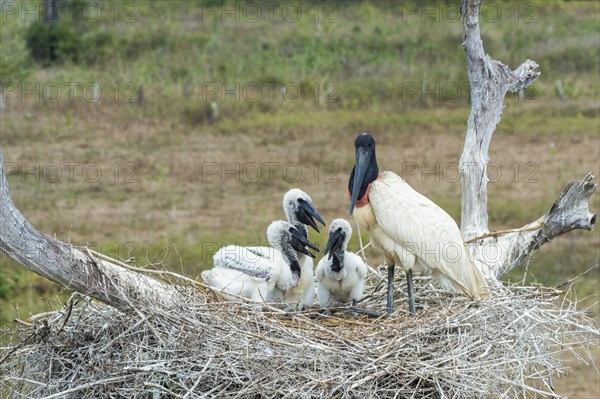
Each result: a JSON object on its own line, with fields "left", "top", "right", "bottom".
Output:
{"left": 406, "top": 269, "right": 416, "bottom": 315}
{"left": 351, "top": 299, "right": 357, "bottom": 307}
{"left": 387, "top": 264, "right": 395, "bottom": 315}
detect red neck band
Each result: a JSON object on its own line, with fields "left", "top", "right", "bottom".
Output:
{"left": 348, "top": 182, "right": 372, "bottom": 208}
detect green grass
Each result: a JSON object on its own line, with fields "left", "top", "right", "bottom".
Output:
{"left": 2, "top": 1, "right": 599, "bottom": 115}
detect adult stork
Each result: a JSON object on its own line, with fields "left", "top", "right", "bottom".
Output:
{"left": 348, "top": 133, "right": 488, "bottom": 314}
{"left": 202, "top": 220, "right": 319, "bottom": 303}
{"left": 315, "top": 219, "right": 368, "bottom": 307}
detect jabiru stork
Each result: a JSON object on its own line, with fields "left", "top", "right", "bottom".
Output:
{"left": 348, "top": 133, "right": 488, "bottom": 314}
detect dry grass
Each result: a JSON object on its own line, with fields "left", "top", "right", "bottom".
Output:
{"left": 0, "top": 265, "right": 598, "bottom": 399}
{"left": 4, "top": 103, "right": 599, "bottom": 250}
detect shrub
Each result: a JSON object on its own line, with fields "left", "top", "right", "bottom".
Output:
{"left": 25, "top": 21, "right": 82, "bottom": 66}
{"left": 0, "top": 36, "right": 30, "bottom": 84}
{"left": 81, "top": 31, "right": 116, "bottom": 65}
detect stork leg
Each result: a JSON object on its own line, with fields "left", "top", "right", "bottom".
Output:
{"left": 386, "top": 264, "right": 395, "bottom": 315}
{"left": 349, "top": 299, "right": 359, "bottom": 317}
{"left": 406, "top": 269, "right": 416, "bottom": 315}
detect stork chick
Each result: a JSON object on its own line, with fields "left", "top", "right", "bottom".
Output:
{"left": 202, "top": 221, "right": 318, "bottom": 303}
{"left": 316, "top": 219, "right": 368, "bottom": 307}
{"left": 274, "top": 189, "right": 326, "bottom": 307}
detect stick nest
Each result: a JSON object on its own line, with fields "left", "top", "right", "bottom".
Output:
{"left": 1, "top": 270, "right": 598, "bottom": 398}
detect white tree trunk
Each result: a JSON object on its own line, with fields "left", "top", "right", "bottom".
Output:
{"left": 0, "top": 150, "right": 181, "bottom": 310}
{"left": 459, "top": 0, "right": 596, "bottom": 280}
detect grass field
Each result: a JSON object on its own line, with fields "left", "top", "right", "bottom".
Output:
{"left": 1, "top": 1, "right": 599, "bottom": 397}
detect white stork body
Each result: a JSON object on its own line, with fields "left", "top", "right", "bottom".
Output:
{"left": 202, "top": 221, "right": 318, "bottom": 303}
{"left": 201, "top": 266, "right": 272, "bottom": 302}
{"left": 349, "top": 133, "right": 488, "bottom": 313}
{"left": 269, "top": 260, "right": 315, "bottom": 307}
{"left": 315, "top": 219, "right": 368, "bottom": 307}
{"left": 353, "top": 171, "right": 487, "bottom": 299}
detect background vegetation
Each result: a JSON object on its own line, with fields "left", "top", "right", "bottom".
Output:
{"left": 0, "top": 0, "right": 598, "bottom": 396}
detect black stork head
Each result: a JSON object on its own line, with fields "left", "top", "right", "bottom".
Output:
{"left": 349, "top": 132, "right": 379, "bottom": 215}
{"left": 268, "top": 220, "right": 320, "bottom": 280}
{"left": 268, "top": 221, "right": 320, "bottom": 258}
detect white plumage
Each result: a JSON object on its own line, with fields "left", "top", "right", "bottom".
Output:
{"left": 274, "top": 189, "right": 325, "bottom": 307}
{"left": 315, "top": 219, "right": 368, "bottom": 307}
{"left": 349, "top": 133, "right": 488, "bottom": 313}
{"left": 353, "top": 171, "right": 487, "bottom": 297}
{"left": 201, "top": 267, "right": 272, "bottom": 302}
{"left": 202, "top": 220, "right": 317, "bottom": 303}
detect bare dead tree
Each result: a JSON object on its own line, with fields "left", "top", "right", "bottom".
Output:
{"left": 458, "top": 0, "right": 596, "bottom": 281}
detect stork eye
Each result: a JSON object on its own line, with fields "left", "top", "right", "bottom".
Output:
{"left": 297, "top": 198, "right": 305, "bottom": 203}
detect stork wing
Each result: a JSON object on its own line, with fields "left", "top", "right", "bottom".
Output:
{"left": 369, "top": 171, "right": 487, "bottom": 298}
{"left": 213, "top": 246, "right": 279, "bottom": 282}
{"left": 370, "top": 171, "right": 460, "bottom": 247}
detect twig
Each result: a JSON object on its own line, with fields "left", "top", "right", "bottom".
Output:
{"left": 465, "top": 222, "right": 545, "bottom": 243}
{"left": 556, "top": 264, "right": 599, "bottom": 289}
{"left": 38, "top": 375, "right": 135, "bottom": 399}
{"left": 0, "top": 331, "right": 36, "bottom": 365}
{"left": 0, "top": 280, "right": 596, "bottom": 398}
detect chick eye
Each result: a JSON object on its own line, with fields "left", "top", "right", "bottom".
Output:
{"left": 297, "top": 198, "right": 305, "bottom": 203}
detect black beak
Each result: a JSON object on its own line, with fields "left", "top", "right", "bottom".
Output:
{"left": 324, "top": 228, "right": 345, "bottom": 260}
{"left": 296, "top": 200, "right": 326, "bottom": 233}
{"left": 290, "top": 227, "right": 319, "bottom": 258}
{"left": 349, "top": 148, "right": 371, "bottom": 216}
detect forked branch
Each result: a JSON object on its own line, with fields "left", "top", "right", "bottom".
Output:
{"left": 493, "top": 173, "right": 596, "bottom": 277}
{"left": 459, "top": 0, "right": 594, "bottom": 279}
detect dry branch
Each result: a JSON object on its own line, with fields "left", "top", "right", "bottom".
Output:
{"left": 492, "top": 173, "right": 597, "bottom": 278}
{"left": 458, "top": 0, "right": 595, "bottom": 280}
{"left": 459, "top": 0, "right": 540, "bottom": 241}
